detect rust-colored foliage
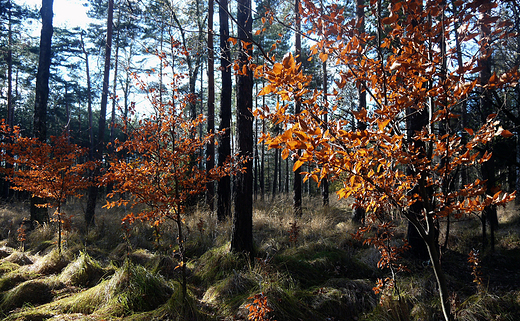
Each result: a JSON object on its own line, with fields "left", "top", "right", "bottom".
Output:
{"left": 287, "top": 221, "right": 300, "bottom": 245}
{"left": 246, "top": 292, "right": 275, "bottom": 321}
{"left": 468, "top": 248, "right": 484, "bottom": 292}
{"left": 103, "top": 85, "right": 245, "bottom": 302}
{"left": 255, "top": 0, "right": 517, "bottom": 319}
{"left": 103, "top": 102, "right": 243, "bottom": 227}
{"left": 1, "top": 123, "right": 92, "bottom": 253}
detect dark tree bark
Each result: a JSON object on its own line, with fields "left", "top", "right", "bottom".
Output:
{"left": 272, "top": 147, "right": 279, "bottom": 199}
{"left": 260, "top": 85, "right": 266, "bottom": 201}
{"left": 109, "top": 10, "right": 121, "bottom": 154}
{"left": 321, "top": 53, "right": 329, "bottom": 206}
{"left": 85, "top": 0, "right": 114, "bottom": 227}
{"left": 4, "top": 0, "right": 14, "bottom": 199}
{"left": 80, "top": 31, "right": 94, "bottom": 161}
{"left": 31, "top": 0, "right": 54, "bottom": 224}
{"left": 217, "top": 0, "right": 232, "bottom": 221}
{"left": 352, "top": 0, "right": 366, "bottom": 224}
{"left": 206, "top": 0, "right": 215, "bottom": 211}
{"left": 479, "top": 0, "right": 498, "bottom": 251}
{"left": 231, "top": 0, "right": 253, "bottom": 255}
{"left": 293, "top": 0, "right": 302, "bottom": 217}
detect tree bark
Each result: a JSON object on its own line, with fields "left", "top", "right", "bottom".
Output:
{"left": 231, "top": 0, "right": 253, "bottom": 255}
{"left": 293, "top": 0, "right": 302, "bottom": 217}
{"left": 31, "top": 0, "right": 54, "bottom": 224}
{"left": 321, "top": 52, "right": 329, "bottom": 206}
{"left": 217, "top": 0, "right": 232, "bottom": 221}
{"left": 479, "top": 0, "right": 497, "bottom": 251}
{"left": 80, "top": 31, "right": 94, "bottom": 161}
{"left": 4, "top": 0, "right": 14, "bottom": 200}
{"left": 206, "top": 0, "right": 215, "bottom": 211}
{"left": 85, "top": 0, "right": 114, "bottom": 227}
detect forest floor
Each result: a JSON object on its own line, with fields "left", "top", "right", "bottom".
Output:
{"left": 0, "top": 195, "right": 519, "bottom": 321}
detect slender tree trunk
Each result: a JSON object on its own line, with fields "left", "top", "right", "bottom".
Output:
{"left": 231, "top": 0, "right": 253, "bottom": 255}
{"left": 7, "top": 0, "right": 14, "bottom": 129}
{"left": 404, "top": 0, "right": 431, "bottom": 261}
{"left": 260, "top": 81, "right": 266, "bottom": 201}
{"left": 31, "top": 0, "right": 54, "bottom": 224}
{"left": 217, "top": 0, "right": 232, "bottom": 221}
{"left": 479, "top": 0, "right": 497, "bottom": 251}
{"left": 321, "top": 52, "right": 329, "bottom": 206}
{"left": 4, "top": 0, "right": 14, "bottom": 199}
{"left": 206, "top": 0, "right": 215, "bottom": 211}
{"left": 85, "top": 0, "right": 114, "bottom": 227}
{"left": 293, "top": 0, "right": 302, "bottom": 217}
{"left": 80, "top": 32, "right": 94, "bottom": 161}
{"left": 272, "top": 146, "right": 279, "bottom": 199}
{"left": 352, "top": 0, "right": 366, "bottom": 223}
{"left": 109, "top": 11, "right": 121, "bottom": 154}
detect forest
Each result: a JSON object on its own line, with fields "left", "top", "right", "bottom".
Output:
{"left": 0, "top": 0, "right": 520, "bottom": 320}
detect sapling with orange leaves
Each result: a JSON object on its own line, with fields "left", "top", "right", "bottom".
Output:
{"left": 103, "top": 92, "right": 244, "bottom": 304}
{"left": 254, "top": 0, "right": 518, "bottom": 320}
{"left": 1, "top": 124, "right": 92, "bottom": 254}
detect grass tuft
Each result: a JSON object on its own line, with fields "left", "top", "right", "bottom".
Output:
{"left": 56, "top": 260, "right": 172, "bottom": 317}
{"left": 0, "top": 279, "right": 55, "bottom": 314}
{"left": 3, "top": 251, "right": 33, "bottom": 266}
{"left": 59, "top": 252, "right": 105, "bottom": 287}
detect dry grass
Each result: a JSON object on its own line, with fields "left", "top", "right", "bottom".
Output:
{"left": 0, "top": 196, "right": 519, "bottom": 320}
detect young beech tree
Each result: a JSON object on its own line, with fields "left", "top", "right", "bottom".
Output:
{"left": 1, "top": 126, "right": 91, "bottom": 254}
{"left": 103, "top": 96, "right": 244, "bottom": 305}
{"left": 255, "top": 0, "right": 518, "bottom": 320}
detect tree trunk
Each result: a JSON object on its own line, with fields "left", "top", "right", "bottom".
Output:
{"left": 80, "top": 31, "right": 94, "bottom": 161}
{"left": 272, "top": 147, "right": 279, "bottom": 199}
{"left": 260, "top": 87, "right": 266, "bottom": 201}
{"left": 231, "top": 0, "right": 253, "bottom": 255}
{"left": 31, "top": 0, "right": 54, "bottom": 224}
{"left": 352, "top": 0, "right": 366, "bottom": 222}
{"left": 479, "top": 0, "right": 498, "bottom": 251}
{"left": 293, "top": 0, "right": 302, "bottom": 217}
{"left": 404, "top": 0, "right": 431, "bottom": 261}
{"left": 217, "top": 0, "right": 232, "bottom": 221}
{"left": 206, "top": 0, "right": 215, "bottom": 211}
{"left": 4, "top": 0, "right": 14, "bottom": 199}
{"left": 321, "top": 52, "right": 329, "bottom": 206}
{"left": 85, "top": 0, "right": 114, "bottom": 227}
{"left": 109, "top": 11, "right": 121, "bottom": 154}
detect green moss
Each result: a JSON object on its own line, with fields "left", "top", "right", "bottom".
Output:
{"left": 31, "top": 248, "right": 70, "bottom": 275}
{"left": 193, "top": 244, "right": 247, "bottom": 286}
{"left": 56, "top": 260, "right": 172, "bottom": 317}
{"left": 0, "top": 280, "right": 54, "bottom": 314}
{"left": 202, "top": 272, "right": 258, "bottom": 315}
{"left": 0, "top": 269, "right": 41, "bottom": 292}
{"left": 456, "top": 293, "right": 520, "bottom": 321}
{"left": 274, "top": 242, "right": 374, "bottom": 288}
{"left": 0, "top": 261, "right": 20, "bottom": 276}
{"left": 59, "top": 251, "right": 105, "bottom": 287}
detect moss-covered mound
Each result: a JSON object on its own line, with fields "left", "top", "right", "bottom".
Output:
{"left": 3, "top": 252, "right": 33, "bottom": 266}
{"left": 57, "top": 260, "right": 172, "bottom": 317}
{"left": 0, "top": 279, "right": 54, "bottom": 314}
{"left": 59, "top": 252, "right": 105, "bottom": 287}
{"left": 0, "top": 247, "right": 14, "bottom": 259}
{"left": 30, "top": 249, "right": 70, "bottom": 276}
{"left": 0, "top": 269, "right": 40, "bottom": 292}
{"left": 274, "top": 242, "right": 375, "bottom": 287}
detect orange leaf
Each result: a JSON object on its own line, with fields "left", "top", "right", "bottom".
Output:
{"left": 500, "top": 129, "right": 514, "bottom": 138}
{"left": 293, "top": 159, "right": 304, "bottom": 172}
{"left": 228, "top": 37, "right": 237, "bottom": 45}
{"left": 319, "top": 52, "right": 328, "bottom": 63}
{"left": 464, "top": 128, "right": 474, "bottom": 136}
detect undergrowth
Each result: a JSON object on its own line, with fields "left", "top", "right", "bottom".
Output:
{"left": 0, "top": 197, "right": 518, "bottom": 320}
